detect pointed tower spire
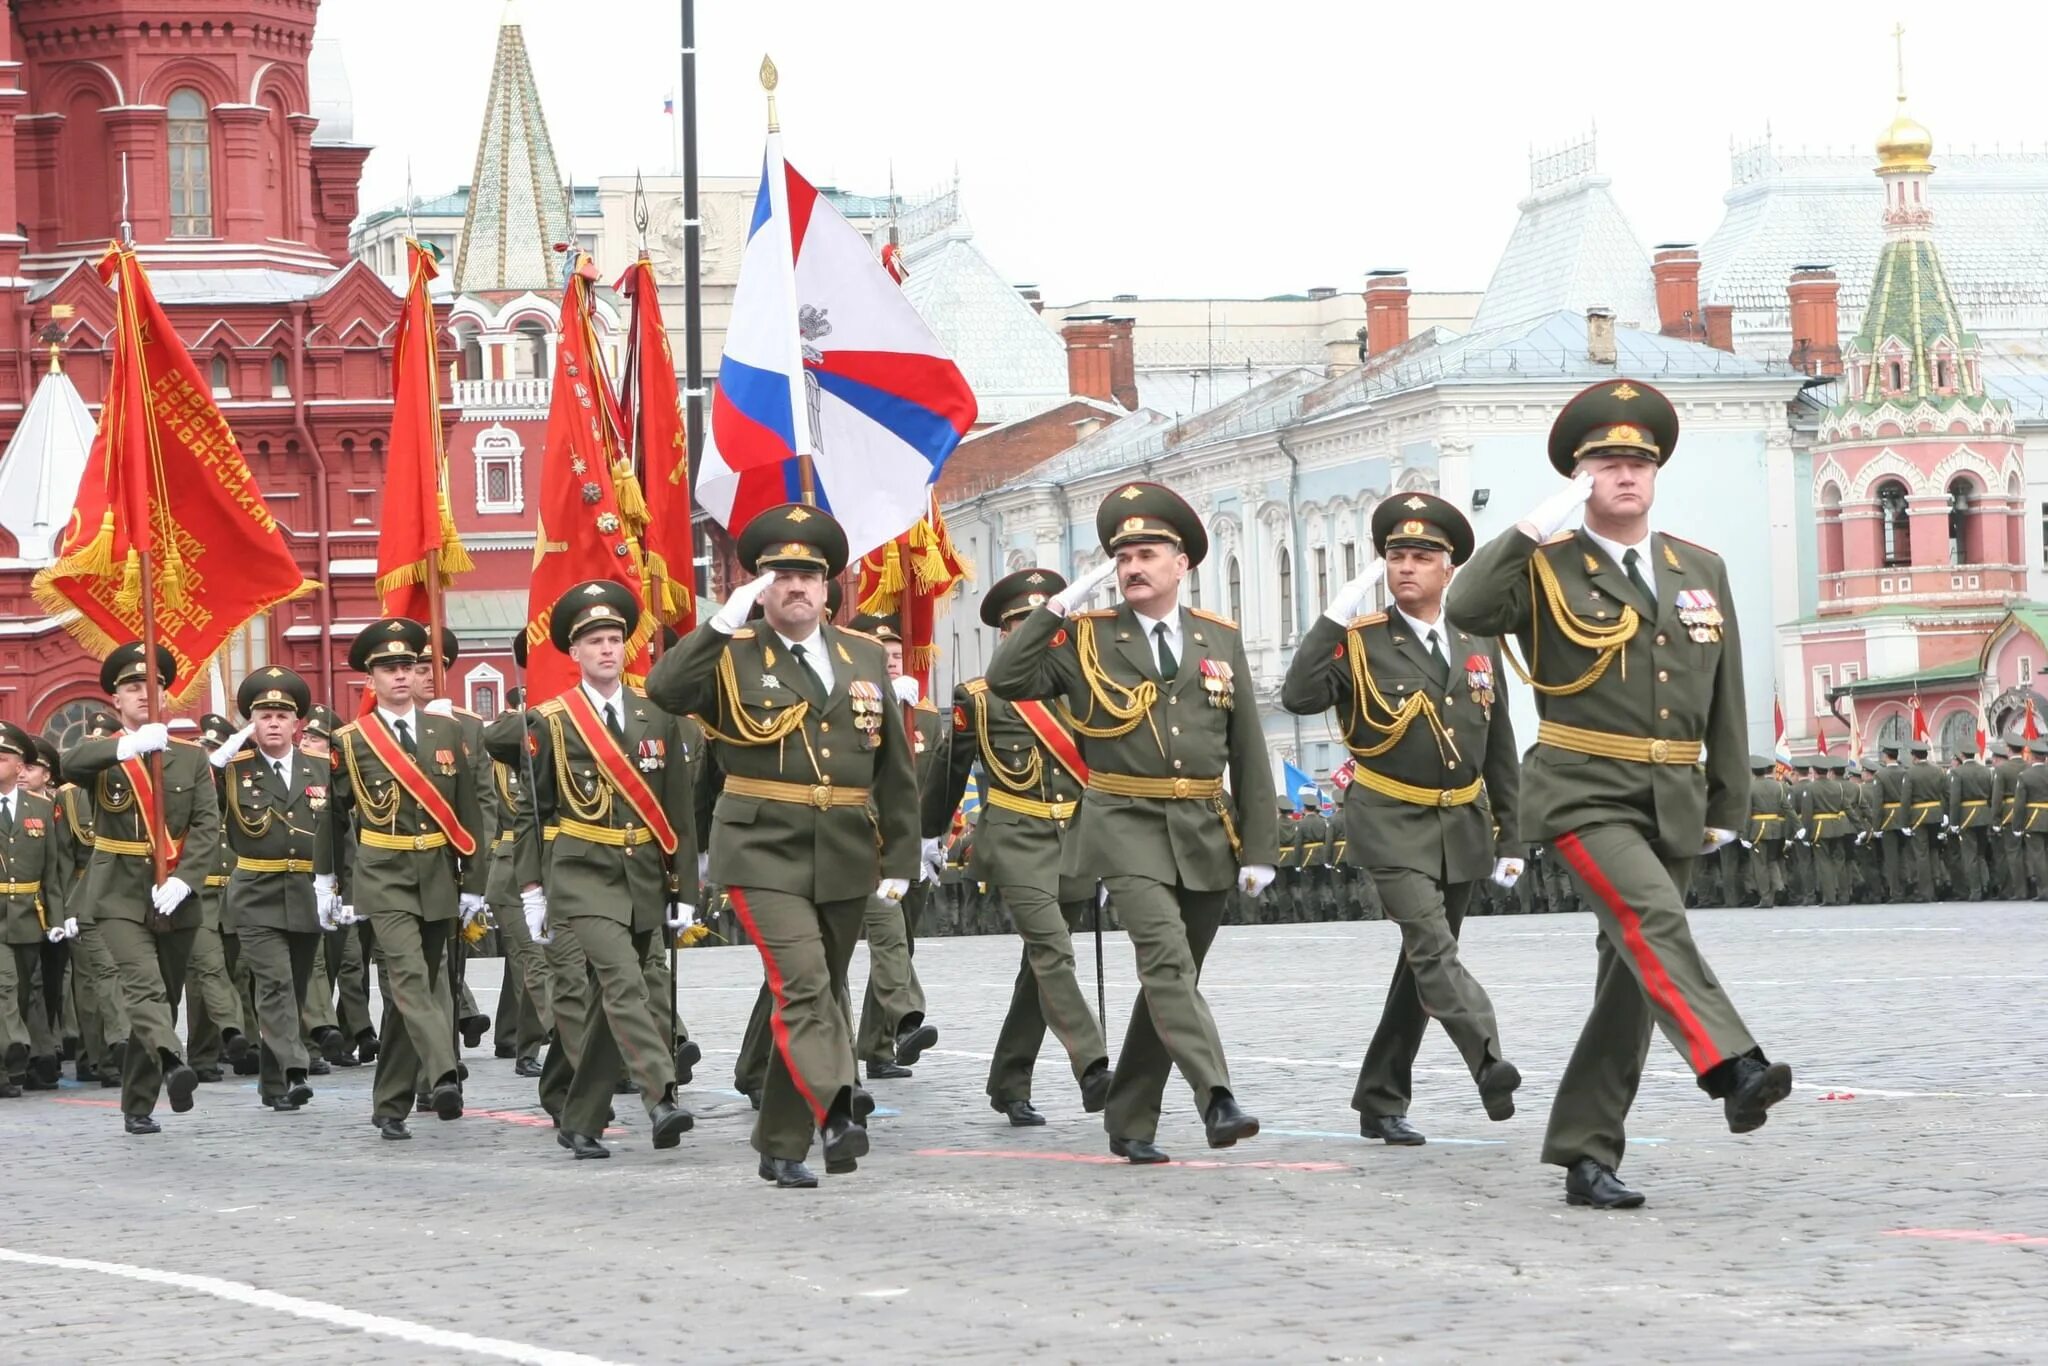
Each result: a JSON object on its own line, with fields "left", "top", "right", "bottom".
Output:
{"left": 453, "top": 2, "right": 574, "bottom": 292}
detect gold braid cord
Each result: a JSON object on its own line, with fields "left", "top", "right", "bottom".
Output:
{"left": 1499, "top": 549, "right": 1638, "bottom": 696}
{"left": 1343, "top": 629, "right": 1460, "bottom": 765}
{"left": 974, "top": 690, "right": 1042, "bottom": 791}
{"left": 547, "top": 713, "right": 612, "bottom": 823}
{"left": 697, "top": 649, "right": 811, "bottom": 748}
{"left": 228, "top": 768, "right": 276, "bottom": 839}
{"left": 1068, "top": 616, "right": 1161, "bottom": 751}
{"left": 341, "top": 733, "right": 402, "bottom": 828}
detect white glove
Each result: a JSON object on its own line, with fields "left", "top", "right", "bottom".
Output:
{"left": 712, "top": 570, "right": 778, "bottom": 632}
{"left": 920, "top": 836, "right": 945, "bottom": 874}
{"left": 335, "top": 903, "right": 358, "bottom": 926}
{"left": 1097, "top": 881, "right": 1111, "bottom": 910}
{"left": 521, "top": 885, "right": 549, "bottom": 944}
{"left": 1703, "top": 827, "right": 1737, "bottom": 854}
{"left": 664, "top": 901, "right": 692, "bottom": 931}
{"left": 890, "top": 675, "right": 921, "bottom": 707}
{"left": 209, "top": 723, "right": 256, "bottom": 769}
{"left": 425, "top": 698, "right": 455, "bottom": 718}
{"left": 151, "top": 878, "right": 193, "bottom": 916}
{"left": 1237, "top": 864, "right": 1277, "bottom": 896}
{"left": 1490, "top": 857, "right": 1524, "bottom": 889}
{"left": 1046, "top": 558, "right": 1119, "bottom": 616}
{"left": 46, "top": 916, "right": 78, "bottom": 943}
{"left": 696, "top": 852, "right": 710, "bottom": 885}
{"left": 1325, "top": 553, "right": 1385, "bottom": 624}
{"left": 116, "top": 723, "right": 169, "bottom": 761}
{"left": 1520, "top": 470, "right": 1596, "bottom": 540}
{"left": 316, "top": 897, "right": 340, "bottom": 932}
{"left": 1739, "top": 838, "right": 1754, "bottom": 850}
{"left": 877, "top": 877, "right": 910, "bottom": 903}
{"left": 459, "top": 893, "right": 489, "bottom": 926}
{"left": 314, "top": 873, "right": 336, "bottom": 901}
{"left": 62, "top": 916, "right": 79, "bottom": 940}
{"left": 1794, "top": 826, "right": 1807, "bottom": 842}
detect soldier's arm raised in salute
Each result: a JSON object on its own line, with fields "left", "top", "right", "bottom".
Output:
{"left": 985, "top": 558, "right": 1115, "bottom": 704}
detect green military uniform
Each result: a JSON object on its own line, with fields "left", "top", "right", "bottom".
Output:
{"left": 50, "top": 732, "right": 126, "bottom": 1086}
{"left": 319, "top": 618, "right": 487, "bottom": 1135}
{"left": 0, "top": 721, "right": 68, "bottom": 1095}
{"left": 1992, "top": 739, "right": 2027, "bottom": 898}
{"left": 1445, "top": 378, "right": 1790, "bottom": 1205}
{"left": 1947, "top": 748, "right": 1995, "bottom": 900}
{"left": 1902, "top": 742, "right": 1945, "bottom": 901}
{"left": 1800, "top": 757, "right": 1852, "bottom": 906}
{"left": 511, "top": 580, "right": 699, "bottom": 1156}
{"left": 62, "top": 643, "right": 222, "bottom": 1129}
{"left": 295, "top": 705, "right": 376, "bottom": 1063}
{"left": 646, "top": 506, "right": 918, "bottom": 1184}
{"left": 1743, "top": 758, "right": 1788, "bottom": 907}
{"left": 1281, "top": 492, "right": 1524, "bottom": 1139}
{"left": 2008, "top": 741, "right": 2048, "bottom": 897}
{"left": 185, "top": 713, "right": 252, "bottom": 1078}
{"left": 927, "top": 568, "right": 1109, "bottom": 1123}
{"left": 1871, "top": 749, "right": 1909, "bottom": 901}
{"left": 987, "top": 481, "right": 1279, "bottom": 1160}
{"left": 484, "top": 673, "right": 551, "bottom": 1076}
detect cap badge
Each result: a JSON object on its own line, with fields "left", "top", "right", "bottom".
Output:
{"left": 1118, "top": 485, "right": 1143, "bottom": 500}
{"left": 582, "top": 583, "right": 606, "bottom": 596}
{"left": 1611, "top": 383, "right": 1639, "bottom": 401}
{"left": 786, "top": 507, "right": 812, "bottom": 523}
{"left": 1609, "top": 423, "right": 1642, "bottom": 444}
{"left": 1403, "top": 495, "right": 1428, "bottom": 510}
{"left": 1121, "top": 516, "right": 1146, "bottom": 534}
{"left": 1402, "top": 519, "right": 1426, "bottom": 536}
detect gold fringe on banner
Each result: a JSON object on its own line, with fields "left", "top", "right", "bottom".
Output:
{"left": 436, "top": 492, "right": 476, "bottom": 577}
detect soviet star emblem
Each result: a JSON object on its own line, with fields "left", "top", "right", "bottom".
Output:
{"left": 1611, "top": 383, "right": 1638, "bottom": 401}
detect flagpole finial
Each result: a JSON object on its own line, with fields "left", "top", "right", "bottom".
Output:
{"left": 760, "top": 55, "right": 779, "bottom": 132}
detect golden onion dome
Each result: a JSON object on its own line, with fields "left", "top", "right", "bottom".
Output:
{"left": 1877, "top": 98, "right": 1934, "bottom": 173}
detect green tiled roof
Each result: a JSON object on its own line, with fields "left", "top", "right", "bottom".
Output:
{"left": 1832, "top": 656, "right": 1980, "bottom": 696}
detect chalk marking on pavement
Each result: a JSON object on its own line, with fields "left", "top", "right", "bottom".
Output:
{"left": 215, "top": 1205, "right": 261, "bottom": 1213}
{"left": 1885, "top": 1228, "right": 2048, "bottom": 1248}
{"left": 51, "top": 1097, "right": 121, "bottom": 1109}
{"left": 915, "top": 1147, "right": 1349, "bottom": 1173}
{"left": 0, "top": 1246, "right": 634, "bottom": 1366}
{"left": 1263, "top": 1127, "right": 1508, "bottom": 1147}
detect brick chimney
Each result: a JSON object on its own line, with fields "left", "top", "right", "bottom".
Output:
{"left": 1062, "top": 314, "right": 1115, "bottom": 403}
{"left": 1586, "top": 306, "right": 1617, "bottom": 365}
{"left": 1364, "top": 270, "right": 1411, "bottom": 358}
{"left": 1704, "top": 303, "right": 1735, "bottom": 352}
{"left": 1651, "top": 244, "right": 1703, "bottom": 341}
{"left": 1787, "top": 266, "right": 1842, "bottom": 376}
{"left": 1108, "top": 316, "right": 1138, "bottom": 410}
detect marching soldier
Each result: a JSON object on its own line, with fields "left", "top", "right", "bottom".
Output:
{"left": 298, "top": 704, "right": 377, "bottom": 1066}
{"left": 1872, "top": 744, "right": 1909, "bottom": 901}
{"left": 1784, "top": 758, "right": 1819, "bottom": 905}
{"left": 927, "top": 567, "right": 1112, "bottom": 1125}
{"left": 184, "top": 713, "right": 253, "bottom": 1080}
{"left": 1281, "top": 492, "right": 1524, "bottom": 1144}
{"left": 63, "top": 642, "right": 222, "bottom": 1134}
{"left": 1801, "top": 757, "right": 1851, "bottom": 906}
{"left": 647, "top": 506, "right": 918, "bottom": 1187}
{"left": 318, "top": 618, "right": 488, "bottom": 1140}
{"left": 1948, "top": 743, "right": 1995, "bottom": 901}
{"left": 986, "top": 481, "right": 1279, "bottom": 1164}
{"left": 207, "top": 668, "right": 350, "bottom": 1110}
{"left": 1993, "top": 736, "right": 2028, "bottom": 899}
{"left": 1447, "top": 378, "right": 1794, "bottom": 1209}
{"left": 2010, "top": 739, "right": 2048, "bottom": 898}
{"left": 0, "top": 721, "right": 69, "bottom": 1098}
{"left": 1903, "top": 740, "right": 1945, "bottom": 901}
{"left": 485, "top": 650, "right": 551, "bottom": 1081}
{"left": 1743, "top": 756, "right": 1788, "bottom": 908}
{"left": 413, "top": 631, "right": 493, "bottom": 1054}
{"left": 39, "top": 735, "right": 120, "bottom": 1085}
{"left": 511, "top": 581, "right": 697, "bottom": 1158}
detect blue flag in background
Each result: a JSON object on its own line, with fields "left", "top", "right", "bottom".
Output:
{"left": 1283, "top": 760, "right": 1318, "bottom": 811}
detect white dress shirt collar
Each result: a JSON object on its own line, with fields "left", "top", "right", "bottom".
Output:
{"left": 1130, "top": 604, "right": 1183, "bottom": 674}
{"left": 1583, "top": 525, "right": 1658, "bottom": 600}
{"left": 1394, "top": 605, "right": 1449, "bottom": 658}
{"left": 776, "top": 625, "right": 834, "bottom": 692}
{"left": 376, "top": 705, "right": 419, "bottom": 733}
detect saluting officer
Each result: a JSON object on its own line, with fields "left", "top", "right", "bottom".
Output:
{"left": 318, "top": 619, "right": 488, "bottom": 1140}
{"left": 1281, "top": 492, "right": 1524, "bottom": 1145}
{"left": 646, "top": 506, "right": 919, "bottom": 1188}
{"left": 986, "top": 482, "right": 1279, "bottom": 1164}
{"left": 1447, "top": 379, "right": 1794, "bottom": 1210}
{"left": 927, "top": 568, "right": 1112, "bottom": 1125}
{"left": 0, "top": 721, "right": 69, "bottom": 1098}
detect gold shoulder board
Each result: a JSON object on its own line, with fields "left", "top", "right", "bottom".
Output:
{"left": 1347, "top": 612, "right": 1388, "bottom": 629}
{"left": 1076, "top": 608, "right": 1118, "bottom": 620}
{"left": 963, "top": 677, "right": 989, "bottom": 696}
{"left": 729, "top": 628, "right": 756, "bottom": 640}
{"left": 1188, "top": 608, "right": 1237, "bottom": 628}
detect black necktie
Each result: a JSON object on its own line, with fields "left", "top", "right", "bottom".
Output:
{"left": 1153, "top": 622, "right": 1178, "bottom": 681}
{"left": 0, "top": 797, "right": 12, "bottom": 835}
{"left": 791, "top": 642, "right": 825, "bottom": 695}
{"left": 274, "top": 759, "right": 288, "bottom": 790}
{"left": 394, "top": 717, "right": 417, "bottom": 757}
{"left": 603, "top": 700, "right": 625, "bottom": 744}
{"left": 1622, "top": 547, "right": 1655, "bottom": 609}
{"left": 1425, "top": 629, "right": 1450, "bottom": 688}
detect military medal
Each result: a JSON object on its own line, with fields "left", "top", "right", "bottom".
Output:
{"left": 1465, "top": 654, "right": 1495, "bottom": 712}
{"left": 1676, "top": 589, "right": 1723, "bottom": 643}
{"left": 22, "top": 816, "right": 43, "bottom": 837}
{"left": 434, "top": 747, "right": 458, "bottom": 775}
{"left": 638, "top": 738, "right": 665, "bottom": 772}
{"left": 848, "top": 679, "right": 885, "bottom": 737}
{"left": 1198, "top": 657, "right": 1234, "bottom": 709}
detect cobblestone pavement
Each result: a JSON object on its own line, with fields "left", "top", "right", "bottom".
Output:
{"left": 7, "top": 901, "right": 2046, "bottom": 1363}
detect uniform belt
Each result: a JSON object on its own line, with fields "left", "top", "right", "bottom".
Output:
{"left": 985, "top": 789, "right": 1077, "bottom": 821}
{"left": 1537, "top": 720, "right": 1703, "bottom": 766}
{"left": 236, "top": 856, "right": 314, "bottom": 875}
{"left": 360, "top": 829, "right": 449, "bottom": 852}
{"left": 1882, "top": 802, "right": 1902, "bottom": 809}
{"left": 203, "top": 873, "right": 231, "bottom": 887}
{"left": 1753, "top": 813, "right": 1784, "bottom": 822}
{"left": 495, "top": 830, "right": 516, "bottom": 848}
{"left": 1350, "top": 765, "right": 1483, "bottom": 809}
{"left": 1911, "top": 801, "right": 1941, "bottom": 807}
{"left": 93, "top": 835, "right": 156, "bottom": 857}
{"left": 555, "top": 818, "right": 657, "bottom": 847}
{"left": 1962, "top": 800, "right": 1988, "bottom": 806}
{"left": 0, "top": 881, "right": 41, "bottom": 895}
{"left": 1087, "top": 772, "right": 1224, "bottom": 800}
{"left": 722, "top": 775, "right": 872, "bottom": 809}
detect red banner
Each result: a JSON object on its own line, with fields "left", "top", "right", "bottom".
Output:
{"left": 377, "top": 240, "right": 472, "bottom": 619}
{"left": 33, "top": 245, "right": 316, "bottom": 703}
{"left": 855, "top": 488, "right": 971, "bottom": 692}
{"left": 556, "top": 688, "right": 679, "bottom": 854}
{"left": 616, "top": 257, "right": 696, "bottom": 634}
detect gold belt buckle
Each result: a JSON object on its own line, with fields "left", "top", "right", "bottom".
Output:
{"left": 811, "top": 784, "right": 832, "bottom": 810}
{"left": 1437, "top": 789, "right": 1455, "bottom": 808}
{"left": 1648, "top": 738, "right": 1671, "bottom": 763}
{"left": 413, "top": 834, "right": 432, "bottom": 850}
{"left": 1171, "top": 777, "right": 1191, "bottom": 799}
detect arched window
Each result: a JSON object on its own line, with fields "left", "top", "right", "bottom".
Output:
{"left": 269, "top": 354, "right": 289, "bottom": 396}
{"left": 1934, "top": 354, "right": 1953, "bottom": 392}
{"left": 41, "top": 699, "right": 111, "bottom": 755}
{"left": 1886, "top": 357, "right": 1906, "bottom": 393}
{"left": 1817, "top": 483, "right": 1845, "bottom": 581}
{"left": 513, "top": 321, "right": 548, "bottom": 379}
{"left": 1277, "top": 547, "right": 1295, "bottom": 642}
{"left": 459, "top": 333, "right": 484, "bottom": 381}
{"left": 167, "top": 89, "right": 214, "bottom": 237}
{"left": 209, "top": 354, "right": 231, "bottom": 396}
{"left": 1187, "top": 563, "right": 1202, "bottom": 611}
{"left": 1876, "top": 713, "right": 1907, "bottom": 753}
{"left": 1947, "top": 477, "right": 1976, "bottom": 565}
{"left": 1877, "top": 480, "right": 1911, "bottom": 567}
{"left": 1226, "top": 555, "right": 1242, "bottom": 625}
{"left": 1937, "top": 709, "right": 1976, "bottom": 762}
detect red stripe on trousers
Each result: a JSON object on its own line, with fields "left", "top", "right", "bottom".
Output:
{"left": 725, "top": 887, "right": 828, "bottom": 1126}
{"left": 1553, "top": 831, "right": 1723, "bottom": 1075}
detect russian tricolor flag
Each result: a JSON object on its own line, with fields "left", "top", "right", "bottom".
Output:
{"left": 701, "top": 132, "right": 976, "bottom": 560}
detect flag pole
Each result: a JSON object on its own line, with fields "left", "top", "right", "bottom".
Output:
{"left": 760, "top": 54, "right": 817, "bottom": 507}
{"left": 680, "top": 0, "right": 708, "bottom": 604}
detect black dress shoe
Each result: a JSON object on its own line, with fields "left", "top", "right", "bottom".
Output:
{"left": 286, "top": 1079, "right": 315, "bottom": 1107}
{"left": 494, "top": 1041, "right": 516, "bottom": 1059}
{"left": 1080, "top": 1062, "right": 1112, "bottom": 1114}
{"left": 674, "top": 1040, "right": 702, "bottom": 1087}
{"left": 415, "top": 1095, "right": 435, "bottom": 1113}
{"left": 30, "top": 1054, "right": 62, "bottom": 1085}
{"left": 650, "top": 1101, "right": 695, "bottom": 1150}
{"left": 866, "top": 1059, "right": 912, "bottom": 1080}
{"left": 232, "top": 1054, "right": 260, "bottom": 1076}
{"left": 1109, "top": 1136, "right": 1170, "bottom": 1164}
{"left": 430, "top": 1081, "right": 464, "bottom": 1120}
{"left": 3, "top": 1042, "right": 28, "bottom": 1072}
{"left": 999, "top": 1099, "right": 1046, "bottom": 1127}
{"left": 222, "top": 1030, "right": 251, "bottom": 1064}
{"left": 1564, "top": 1158, "right": 1644, "bottom": 1209}
{"left": 821, "top": 1114, "right": 870, "bottom": 1168}
{"left": 565, "top": 1131, "right": 610, "bottom": 1159}
{"left": 125, "top": 1113, "right": 161, "bottom": 1135}
{"left": 461, "top": 1015, "right": 490, "bottom": 1049}
{"left": 264, "top": 1096, "right": 301, "bottom": 1113}
{"left": 307, "top": 1057, "right": 331, "bottom": 1077}
{"left": 1724, "top": 1057, "right": 1794, "bottom": 1134}
{"left": 192, "top": 1066, "right": 224, "bottom": 1084}
{"left": 1359, "top": 1113, "right": 1427, "bottom": 1146}
{"left": 852, "top": 1086, "right": 876, "bottom": 1121}
{"left": 458, "top": 1061, "right": 471, "bottom": 1081}
{"left": 894, "top": 1021, "right": 938, "bottom": 1066}
{"left": 758, "top": 1156, "right": 818, "bottom": 1188}
{"left": 354, "top": 1032, "right": 379, "bottom": 1063}
{"left": 0, "top": 1082, "right": 21, "bottom": 1098}
{"left": 1477, "top": 1060, "right": 1522, "bottom": 1122}
{"left": 165, "top": 1063, "right": 199, "bottom": 1113}
{"left": 75, "top": 1061, "right": 99, "bottom": 1083}
{"left": 514, "top": 1057, "right": 544, "bottom": 1078}
{"left": 374, "top": 1116, "right": 411, "bottom": 1141}
{"left": 1203, "top": 1091, "right": 1260, "bottom": 1149}
{"left": 21, "top": 1072, "right": 56, "bottom": 1091}
{"left": 314, "top": 1028, "right": 354, "bottom": 1067}
{"left": 99, "top": 1071, "right": 121, "bottom": 1089}
{"left": 613, "top": 1078, "right": 639, "bottom": 1095}
{"left": 332, "top": 1051, "right": 361, "bottom": 1068}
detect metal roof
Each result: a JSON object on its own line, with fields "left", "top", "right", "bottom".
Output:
{"left": 898, "top": 228, "right": 1070, "bottom": 427}
{"left": 1469, "top": 175, "right": 1659, "bottom": 334}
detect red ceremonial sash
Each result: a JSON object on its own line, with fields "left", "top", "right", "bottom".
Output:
{"left": 118, "top": 754, "right": 183, "bottom": 871}
{"left": 354, "top": 716, "right": 478, "bottom": 857}
{"left": 557, "top": 689, "right": 681, "bottom": 855}
{"left": 1012, "top": 700, "right": 1090, "bottom": 785}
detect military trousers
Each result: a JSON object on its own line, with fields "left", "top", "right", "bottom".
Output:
{"left": 559, "top": 918, "right": 678, "bottom": 1139}
{"left": 1543, "top": 825, "right": 1761, "bottom": 1172}
{"left": 1998, "top": 827, "right": 2026, "bottom": 898}
{"left": 219, "top": 931, "right": 259, "bottom": 1057}
{"left": 727, "top": 886, "right": 863, "bottom": 1161}
{"left": 1352, "top": 872, "right": 1502, "bottom": 1120}
{"left": 1815, "top": 840, "right": 1850, "bottom": 906}
{"left": 734, "top": 979, "right": 773, "bottom": 1097}
{"left": 2025, "top": 833, "right": 2048, "bottom": 900}
{"left": 0, "top": 941, "right": 60, "bottom": 1069}
{"left": 493, "top": 895, "right": 553, "bottom": 1055}
{"left": 1745, "top": 840, "right": 1779, "bottom": 908}
{"left": 855, "top": 887, "right": 926, "bottom": 1065}
{"left": 71, "top": 918, "right": 127, "bottom": 1067}
{"left": 97, "top": 917, "right": 196, "bottom": 1118}
{"left": 1906, "top": 827, "right": 1938, "bottom": 901}
{"left": 1954, "top": 827, "right": 1991, "bottom": 901}
{"left": 536, "top": 919, "right": 592, "bottom": 1118}
{"left": 985, "top": 890, "right": 1106, "bottom": 1104}
{"left": 364, "top": 911, "right": 458, "bottom": 1122}
{"left": 239, "top": 924, "right": 319, "bottom": 1101}
{"left": 182, "top": 903, "right": 246, "bottom": 1068}
{"left": 1100, "top": 876, "right": 1231, "bottom": 1144}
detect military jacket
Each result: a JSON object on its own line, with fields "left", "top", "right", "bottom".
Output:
{"left": 317, "top": 711, "right": 486, "bottom": 919}
{"left": 52, "top": 784, "right": 94, "bottom": 921}
{"left": 1948, "top": 760, "right": 1995, "bottom": 829}
{"left": 1282, "top": 612, "right": 1520, "bottom": 882}
{"left": 1903, "top": 760, "right": 1946, "bottom": 828}
{"left": 1993, "top": 755, "right": 2026, "bottom": 827}
{"left": 926, "top": 677, "right": 1088, "bottom": 900}
{"left": 1798, "top": 775, "right": 1852, "bottom": 841}
{"left": 0, "top": 788, "right": 65, "bottom": 943}
{"left": 62, "top": 735, "right": 219, "bottom": 927}
{"left": 986, "top": 602, "right": 1279, "bottom": 892}
{"left": 219, "top": 747, "right": 330, "bottom": 935}
{"left": 1446, "top": 527, "right": 1746, "bottom": 856}
{"left": 1746, "top": 776, "right": 1790, "bottom": 844}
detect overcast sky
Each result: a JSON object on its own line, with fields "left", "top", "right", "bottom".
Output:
{"left": 327, "top": 0, "right": 2048, "bottom": 303}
